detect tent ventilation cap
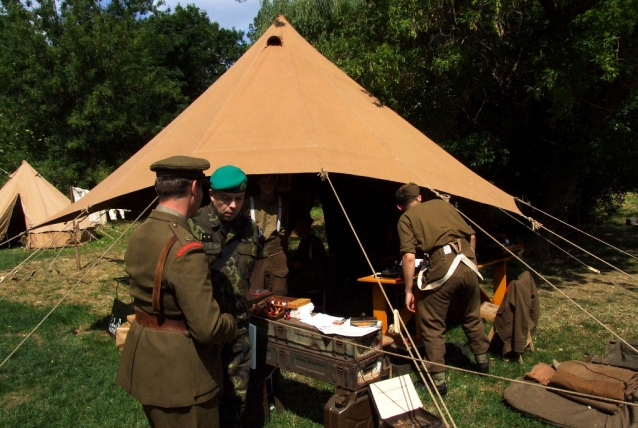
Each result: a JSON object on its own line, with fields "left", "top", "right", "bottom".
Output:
{"left": 267, "top": 36, "right": 282, "bottom": 47}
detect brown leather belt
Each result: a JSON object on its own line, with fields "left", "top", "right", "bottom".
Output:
{"left": 134, "top": 309, "right": 187, "bottom": 331}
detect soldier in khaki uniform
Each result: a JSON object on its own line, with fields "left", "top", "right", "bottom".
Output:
{"left": 245, "top": 174, "right": 289, "bottom": 296}
{"left": 189, "top": 165, "right": 260, "bottom": 428}
{"left": 116, "top": 156, "right": 237, "bottom": 427}
{"left": 396, "top": 183, "right": 490, "bottom": 396}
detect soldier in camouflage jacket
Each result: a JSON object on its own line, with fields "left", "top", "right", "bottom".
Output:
{"left": 190, "top": 202, "right": 259, "bottom": 324}
{"left": 188, "top": 165, "right": 260, "bottom": 428}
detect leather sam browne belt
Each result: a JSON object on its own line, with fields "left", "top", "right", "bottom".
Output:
{"left": 134, "top": 309, "right": 187, "bottom": 331}
{"left": 134, "top": 234, "right": 188, "bottom": 332}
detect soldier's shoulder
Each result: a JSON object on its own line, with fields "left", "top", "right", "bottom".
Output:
{"left": 190, "top": 205, "right": 209, "bottom": 223}
{"left": 169, "top": 222, "right": 205, "bottom": 258}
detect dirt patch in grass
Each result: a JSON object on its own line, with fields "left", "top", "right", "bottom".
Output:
{"left": 0, "top": 223, "right": 134, "bottom": 317}
{"left": 2, "top": 387, "right": 41, "bottom": 410}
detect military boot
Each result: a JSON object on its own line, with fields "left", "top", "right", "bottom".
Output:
{"left": 475, "top": 353, "right": 489, "bottom": 374}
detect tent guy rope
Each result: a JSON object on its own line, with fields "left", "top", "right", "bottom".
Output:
{"left": 0, "top": 197, "right": 158, "bottom": 370}
{"left": 516, "top": 197, "right": 638, "bottom": 261}
{"left": 0, "top": 209, "right": 87, "bottom": 287}
{"left": 261, "top": 316, "right": 638, "bottom": 409}
{"left": 319, "top": 169, "right": 457, "bottom": 428}
{"left": 457, "top": 210, "right": 638, "bottom": 357}
{"left": 500, "top": 208, "right": 638, "bottom": 300}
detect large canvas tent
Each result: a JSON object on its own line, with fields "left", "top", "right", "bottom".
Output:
{"left": 39, "top": 15, "right": 521, "bottom": 229}
{"left": 0, "top": 161, "right": 93, "bottom": 249}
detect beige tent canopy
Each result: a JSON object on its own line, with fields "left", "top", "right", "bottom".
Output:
{"left": 0, "top": 161, "right": 93, "bottom": 249}
{"left": 39, "top": 15, "right": 520, "bottom": 228}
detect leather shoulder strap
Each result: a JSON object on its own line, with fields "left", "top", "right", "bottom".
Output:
{"left": 153, "top": 235, "right": 178, "bottom": 314}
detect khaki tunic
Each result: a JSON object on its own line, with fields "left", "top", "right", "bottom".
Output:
{"left": 245, "top": 195, "right": 289, "bottom": 246}
{"left": 398, "top": 199, "right": 476, "bottom": 283}
{"left": 116, "top": 209, "right": 236, "bottom": 408}
{"left": 244, "top": 195, "right": 289, "bottom": 295}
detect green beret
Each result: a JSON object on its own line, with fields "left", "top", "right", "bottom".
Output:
{"left": 399, "top": 182, "right": 420, "bottom": 197}
{"left": 210, "top": 165, "right": 247, "bottom": 193}
{"left": 150, "top": 156, "right": 209, "bottom": 179}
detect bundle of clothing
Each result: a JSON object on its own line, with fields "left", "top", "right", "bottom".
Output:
{"left": 504, "top": 340, "right": 638, "bottom": 428}
{"left": 525, "top": 360, "right": 638, "bottom": 414}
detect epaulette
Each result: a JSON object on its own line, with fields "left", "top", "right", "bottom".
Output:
{"left": 168, "top": 223, "right": 203, "bottom": 258}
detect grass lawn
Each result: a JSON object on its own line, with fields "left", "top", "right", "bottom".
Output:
{"left": 1, "top": 198, "right": 637, "bottom": 427}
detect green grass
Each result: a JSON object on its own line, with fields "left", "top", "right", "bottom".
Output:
{"left": 0, "top": 300, "right": 147, "bottom": 427}
{"left": 0, "top": 248, "right": 28, "bottom": 271}
{"left": 1, "top": 197, "right": 637, "bottom": 427}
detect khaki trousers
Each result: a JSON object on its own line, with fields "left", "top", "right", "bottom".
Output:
{"left": 249, "top": 240, "right": 288, "bottom": 296}
{"left": 417, "top": 263, "right": 489, "bottom": 373}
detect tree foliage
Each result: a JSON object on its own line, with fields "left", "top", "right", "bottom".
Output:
{"left": 251, "top": 0, "right": 638, "bottom": 219}
{"left": 0, "top": 0, "right": 246, "bottom": 189}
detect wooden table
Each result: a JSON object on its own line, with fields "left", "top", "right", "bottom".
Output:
{"left": 358, "top": 247, "right": 523, "bottom": 335}
{"left": 356, "top": 275, "right": 419, "bottom": 337}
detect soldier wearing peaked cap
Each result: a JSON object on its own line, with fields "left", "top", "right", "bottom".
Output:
{"left": 116, "top": 156, "right": 237, "bottom": 428}
{"left": 395, "top": 183, "right": 490, "bottom": 396}
{"left": 189, "top": 165, "right": 262, "bottom": 428}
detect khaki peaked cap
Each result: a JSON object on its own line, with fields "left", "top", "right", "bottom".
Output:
{"left": 150, "top": 156, "right": 209, "bottom": 179}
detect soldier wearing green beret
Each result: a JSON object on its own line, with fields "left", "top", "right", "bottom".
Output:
{"left": 116, "top": 156, "right": 237, "bottom": 427}
{"left": 396, "top": 182, "right": 489, "bottom": 396}
{"left": 189, "top": 165, "right": 261, "bottom": 428}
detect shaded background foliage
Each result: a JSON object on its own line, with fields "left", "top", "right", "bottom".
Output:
{"left": 1, "top": 0, "right": 637, "bottom": 223}
{"left": 0, "top": 0, "right": 246, "bottom": 189}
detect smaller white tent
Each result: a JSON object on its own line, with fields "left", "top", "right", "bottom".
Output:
{"left": 0, "top": 161, "right": 93, "bottom": 249}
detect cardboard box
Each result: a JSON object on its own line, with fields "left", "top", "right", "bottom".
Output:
{"left": 369, "top": 375, "right": 445, "bottom": 427}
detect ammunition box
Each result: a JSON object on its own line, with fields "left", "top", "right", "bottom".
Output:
{"left": 265, "top": 341, "right": 389, "bottom": 390}
{"left": 252, "top": 316, "right": 382, "bottom": 362}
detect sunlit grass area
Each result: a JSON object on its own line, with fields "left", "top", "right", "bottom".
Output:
{"left": 1, "top": 195, "right": 637, "bottom": 427}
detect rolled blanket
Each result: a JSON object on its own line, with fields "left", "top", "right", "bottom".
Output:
{"left": 550, "top": 361, "right": 638, "bottom": 401}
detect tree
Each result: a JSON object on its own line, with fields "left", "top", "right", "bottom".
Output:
{"left": 251, "top": 0, "right": 638, "bottom": 220}
{"left": 0, "top": 0, "right": 246, "bottom": 190}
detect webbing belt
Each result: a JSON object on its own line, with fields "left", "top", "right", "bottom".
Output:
{"left": 417, "top": 244, "right": 483, "bottom": 291}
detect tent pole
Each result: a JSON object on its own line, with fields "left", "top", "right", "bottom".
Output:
{"left": 70, "top": 186, "right": 81, "bottom": 270}
{"left": 74, "top": 222, "right": 81, "bottom": 270}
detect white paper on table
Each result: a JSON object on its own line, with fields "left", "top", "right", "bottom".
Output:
{"left": 300, "top": 314, "right": 381, "bottom": 337}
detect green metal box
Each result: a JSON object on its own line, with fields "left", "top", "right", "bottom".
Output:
{"left": 252, "top": 315, "right": 382, "bottom": 362}
{"left": 265, "top": 341, "right": 389, "bottom": 391}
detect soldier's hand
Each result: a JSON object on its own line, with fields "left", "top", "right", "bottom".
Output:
{"left": 405, "top": 292, "right": 415, "bottom": 313}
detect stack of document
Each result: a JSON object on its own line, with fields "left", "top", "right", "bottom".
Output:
{"left": 290, "top": 303, "right": 314, "bottom": 320}
{"left": 301, "top": 314, "right": 381, "bottom": 337}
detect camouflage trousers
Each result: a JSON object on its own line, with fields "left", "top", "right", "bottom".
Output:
{"left": 220, "top": 331, "right": 252, "bottom": 428}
